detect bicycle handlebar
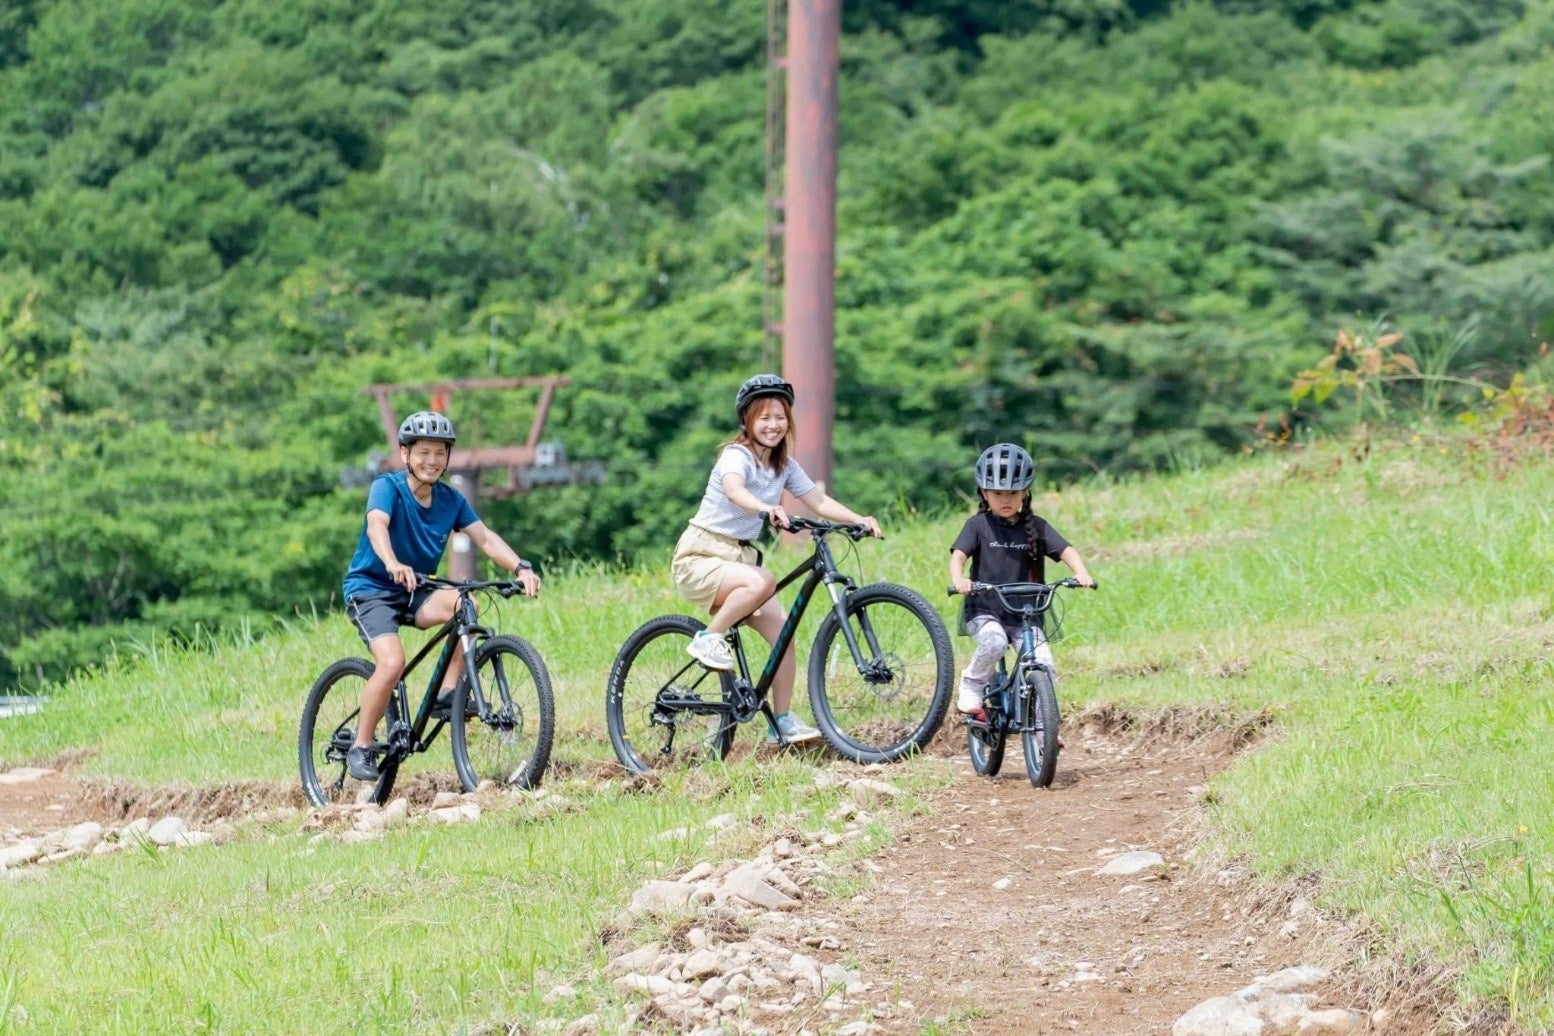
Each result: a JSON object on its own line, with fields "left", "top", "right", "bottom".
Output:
{"left": 945, "top": 578, "right": 1099, "bottom": 604}
{"left": 770, "top": 514, "right": 877, "bottom": 541}
{"left": 417, "top": 575, "right": 536, "bottom": 598}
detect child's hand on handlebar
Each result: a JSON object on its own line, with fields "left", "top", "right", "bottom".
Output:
{"left": 952, "top": 576, "right": 974, "bottom": 596}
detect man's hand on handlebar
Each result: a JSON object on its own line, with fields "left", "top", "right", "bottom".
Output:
{"left": 512, "top": 566, "right": 542, "bottom": 598}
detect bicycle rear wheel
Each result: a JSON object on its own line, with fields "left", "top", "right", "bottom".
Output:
{"left": 1021, "top": 666, "right": 1061, "bottom": 789}
{"left": 451, "top": 635, "right": 555, "bottom": 792}
{"left": 606, "top": 615, "right": 736, "bottom": 775}
{"left": 808, "top": 583, "right": 954, "bottom": 764}
{"left": 298, "top": 658, "right": 402, "bottom": 807}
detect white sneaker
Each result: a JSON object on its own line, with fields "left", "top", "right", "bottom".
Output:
{"left": 957, "top": 679, "right": 985, "bottom": 714}
{"left": 767, "top": 713, "right": 822, "bottom": 745}
{"left": 686, "top": 630, "right": 734, "bottom": 671}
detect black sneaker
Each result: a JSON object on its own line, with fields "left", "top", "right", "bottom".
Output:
{"left": 346, "top": 744, "right": 380, "bottom": 781}
{"left": 431, "top": 688, "right": 478, "bottom": 720}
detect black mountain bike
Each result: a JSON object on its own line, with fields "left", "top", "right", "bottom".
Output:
{"left": 607, "top": 517, "right": 953, "bottom": 773}
{"left": 949, "top": 579, "right": 1096, "bottom": 788}
{"left": 300, "top": 577, "right": 555, "bottom": 807}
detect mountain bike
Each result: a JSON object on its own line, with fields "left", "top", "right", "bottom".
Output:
{"left": 299, "top": 577, "right": 555, "bottom": 807}
{"left": 606, "top": 517, "right": 953, "bottom": 773}
{"left": 948, "top": 579, "right": 1096, "bottom": 788}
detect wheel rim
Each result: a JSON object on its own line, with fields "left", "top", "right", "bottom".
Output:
{"left": 822, "top": 597, "right": 943, "bottom": 753}
{"left": 616, "top": 626, "right": 730, "bottom": 770}
{"left": 464, "top": 644, "right": 542, "bottom": 787}
{"left": 304, "top": 668, "right": 374, "bottom": 806}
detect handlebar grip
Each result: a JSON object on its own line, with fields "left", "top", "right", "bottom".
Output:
{"left": 946, "top": 586, "right": 958, "bottom": 597}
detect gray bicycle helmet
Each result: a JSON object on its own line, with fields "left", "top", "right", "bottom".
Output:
{"left": 734, "top": 373, "right": 795, "bottom": 421}
{"left": 975, "top": 443, "right": 1035, "bottom": 491}
{"left": 397, "top": 410, "right": 457, "bottom": 447}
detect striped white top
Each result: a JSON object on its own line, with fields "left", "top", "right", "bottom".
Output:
{"left": 688, "top": 444, "right": 816, "bottom": 541}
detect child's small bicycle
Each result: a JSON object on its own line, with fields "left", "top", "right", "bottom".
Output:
{"left": 948, "top": 579, "right": 1096, "bottom": 788}
{"left": 299, "top": 576, "right": 555, "bottom": 807}
{"left": 606, "top": 517, "right": 954, "bottom": 772}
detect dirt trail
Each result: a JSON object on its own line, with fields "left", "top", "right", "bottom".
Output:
{"left": 829, "top": 717, "right": 1386, "bottom": 1035}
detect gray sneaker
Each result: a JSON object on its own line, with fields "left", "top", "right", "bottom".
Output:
{"left": 766, "top": 712, "right": 822, "bottom": 746}
{"left": 686, "top": 630, "right": 734, "bottom": 671}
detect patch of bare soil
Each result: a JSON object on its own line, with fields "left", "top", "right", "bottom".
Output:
{"left": 824, "top": 707, "right": 1432, "bottom": 1035}
{"left": 0, "top": 765, "right": 300, "bottom": 836}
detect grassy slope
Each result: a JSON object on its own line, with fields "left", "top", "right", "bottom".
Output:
{"left": 4, "top": 440, "right": 1554, "bottom": 1027}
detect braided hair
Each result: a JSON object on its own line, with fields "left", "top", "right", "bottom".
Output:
{"left": 975, "top": 491, "right": 1043, "bottom": 573}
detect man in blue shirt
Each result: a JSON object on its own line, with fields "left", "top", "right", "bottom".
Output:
{"left": 341, "top": 410, "right": 540, "bottom": 780}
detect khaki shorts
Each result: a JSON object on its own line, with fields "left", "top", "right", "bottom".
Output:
{"left": 671, "top": 524, "right": 760, "bottom": 610}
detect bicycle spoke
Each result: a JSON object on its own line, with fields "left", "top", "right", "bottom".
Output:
{"left": 607, "top": 616, "right": 735, "bottom": 774}
{"left": 809, "top": 584, "right": 953, "bottom": 763}
{"left": 453, "top": 636, "right": 553, "bottom": 791}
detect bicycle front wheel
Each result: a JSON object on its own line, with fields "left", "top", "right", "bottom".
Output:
{"left": 1021, "top": 667, "right": 1061, "bottom": 789}
{"left": 606, "top": 615, "right": 735, "bottom": 775}
{"left": 451, "top": 635, "right": 555, "bottom": 792}
{"left": 298, "top": 658, "right": 402, "bottom": 807}
{"left": 808, "top": 583, "right": 953, "bottom": 764}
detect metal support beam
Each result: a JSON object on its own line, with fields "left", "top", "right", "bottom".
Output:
{"left": 782, "top": 0, "right": 839, "bottom": 496}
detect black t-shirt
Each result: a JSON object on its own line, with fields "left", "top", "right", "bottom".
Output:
{"left": 951, "top": 511, "right": 1072, "bottom": 627}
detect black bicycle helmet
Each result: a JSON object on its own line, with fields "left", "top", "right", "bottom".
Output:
{"left": 734, "top": 373, "right": 795, "bottom": 421}
{"left": 975, "top": 443, "right": 1035, "bottom": 491}
{"left": 397, "top": 410, "right": 457, "bottom": 447}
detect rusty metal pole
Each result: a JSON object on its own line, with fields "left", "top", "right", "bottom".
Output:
{"left": 782, "top": 0, "right": 838, "bottom": 499}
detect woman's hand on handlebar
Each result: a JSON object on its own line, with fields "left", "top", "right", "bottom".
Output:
{"left": 856, "top": 515, "right": 883, "bottom": 539}
{"left": 763, "top": 506, "right": 792, "bottom": 530}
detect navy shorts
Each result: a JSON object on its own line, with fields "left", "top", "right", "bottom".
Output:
{"left": 345, "top": 587, "right": 437, "bottom": 645}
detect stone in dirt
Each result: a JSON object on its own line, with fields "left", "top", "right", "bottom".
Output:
{"left": 562, "top": 1013, "right": 599, "bottom": 1035}
{"left": 723, "top": 869, "right": 797, "bottom": 911}
{"left": 1295, "top": 1009, "right": 1363, "bottom": 1035}
{"left": 682, "top": 949, "right": 723, "bottom": 980}
{"left": 0, "top": 840, "right": 43, "bottom": 868}
{"left": 431, "top": 791, "right": 461, "bottom": 810}
{"left": 992, "top": 875, "right": 1014, "bottom": 890}
{"left": 1251, "top": 966, "right": 1330, "bottom": 994}
{"left": 1259, "top": 993, "right": 1318, "bottom": 1030}
{"left": 63, "top": 823, "right": 104, "bottom": 852}
{"left": 847, "top": 778, "right": 902, "bottom": 808}
{"left": 147, "top": 817, "right": 189, "bottom": 847}
{"left": 543, "top": 984, "right": 575, "bottom": 1003}
{"left": 680, "top": 862, "right": 714, "bottom": 884}
{"left": 704, "top": 813, "right": 737, "bottom": 831}
{"left": 1096, "top": 851, "right": 1165, "bottom": 877}
{"left": 121, "top": 818, "right": 153, "bottom": 839}
{"left": 628, "top": 880, "right": 695, "bottom": 915}
{"left": 1173, "top": 996, "right": 1265, "bottom": 1036}
{"left": 609, "top": 944, "right": 662, "bottom": 975}
{"left": 382, "top": 798, "right": 410, "bottom": 824}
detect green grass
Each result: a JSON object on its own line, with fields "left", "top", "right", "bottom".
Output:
{"left": 5, "top": 438, "right": 1554, "bottom": 1027}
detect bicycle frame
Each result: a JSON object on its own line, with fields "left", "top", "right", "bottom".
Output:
{"left": 383, "top": 583, "right": 498, "bottom": 757}
{"left": 657, "top": 519, "right": 886, "bottom": 738}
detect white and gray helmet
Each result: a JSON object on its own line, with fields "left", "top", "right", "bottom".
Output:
{"left": 975, "top": 443, "right": 1035, "bottom": 491}
{"left": 397, "top": 410, "right": 457, "bottom": 447}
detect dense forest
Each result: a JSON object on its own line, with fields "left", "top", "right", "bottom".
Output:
{"left": 3, "top": 0, "right": 1552, "bottom": 690}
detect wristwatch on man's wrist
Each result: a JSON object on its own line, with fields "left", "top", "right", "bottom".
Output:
{"left": 514, "top": 559, "right": 534, "bottom": 573}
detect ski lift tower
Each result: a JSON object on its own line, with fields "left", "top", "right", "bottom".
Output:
{"left": 361, "top": 375, "right": 603, "bottom": 578}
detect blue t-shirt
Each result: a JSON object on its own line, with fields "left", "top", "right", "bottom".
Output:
{"left": 342, "top": 472, "right": 480, "bottom": 599}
